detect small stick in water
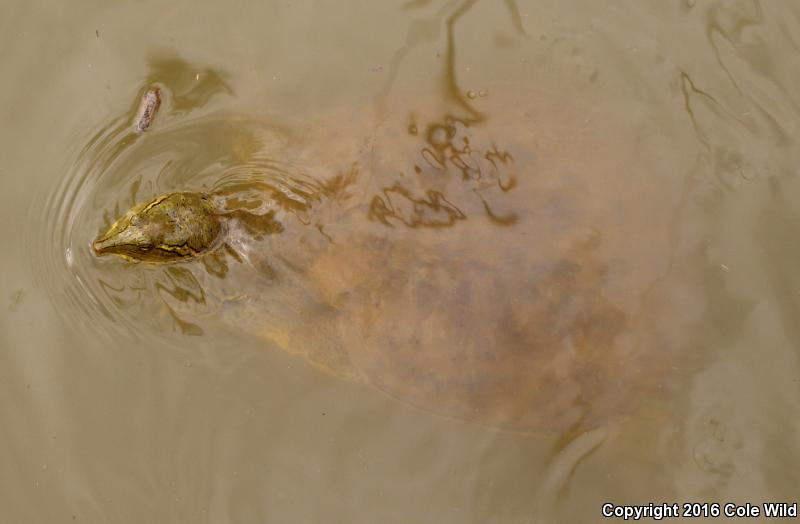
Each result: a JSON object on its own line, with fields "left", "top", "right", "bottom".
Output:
{"left": 133, "top": 86, "right": 161, "bottom": 132}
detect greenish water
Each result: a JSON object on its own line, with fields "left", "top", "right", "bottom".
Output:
{"left": 1, "top": 1, "right": 799, "bottom": 523}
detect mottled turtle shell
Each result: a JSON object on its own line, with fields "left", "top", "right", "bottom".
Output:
{"left": 95, "top": 90, "right": 703, "bottom": 433}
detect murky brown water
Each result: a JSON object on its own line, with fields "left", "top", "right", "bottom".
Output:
{"left": 2, "top": 1, "right": 799, "bottom": 522}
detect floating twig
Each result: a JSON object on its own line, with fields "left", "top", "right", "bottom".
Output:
{"left": 133, "top": 86, "right": 161, "bottom": 132}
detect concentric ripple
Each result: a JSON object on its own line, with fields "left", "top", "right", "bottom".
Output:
{"left": 32, "top": 84, "right": 330, "bottom": 345}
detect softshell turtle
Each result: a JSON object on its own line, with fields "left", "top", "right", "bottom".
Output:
{"left": 92, "top": 87, "right": 703, "bottom": 433}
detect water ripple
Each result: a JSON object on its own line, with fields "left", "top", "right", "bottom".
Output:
{"left": 32, "top": 79, "right": 321, "bottom": 350}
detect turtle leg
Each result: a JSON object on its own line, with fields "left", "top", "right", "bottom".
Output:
{"left": 534, "top": 425, "right": 612, "bottom": 523}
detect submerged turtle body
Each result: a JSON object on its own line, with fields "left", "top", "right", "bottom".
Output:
{"left": 93, "top": 88, "right": 703, "bottom": 432}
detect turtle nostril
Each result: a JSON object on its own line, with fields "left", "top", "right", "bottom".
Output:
{"left": 92, "top": 236, "right": 116, "bottom": 256}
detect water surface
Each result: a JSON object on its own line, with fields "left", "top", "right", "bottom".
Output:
{"left": 1, "top": 1, "right": 799, "bottom": 522}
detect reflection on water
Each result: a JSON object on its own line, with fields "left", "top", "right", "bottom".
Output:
{"left": 369, "top": 183, "right": 466, "bottom": 228}
{"left": 4, "top": 0, "right": 798, "bottom": 521}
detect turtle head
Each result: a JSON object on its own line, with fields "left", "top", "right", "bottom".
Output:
{"left": 93, "top": 192, "right": 223, "bottom": 263}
